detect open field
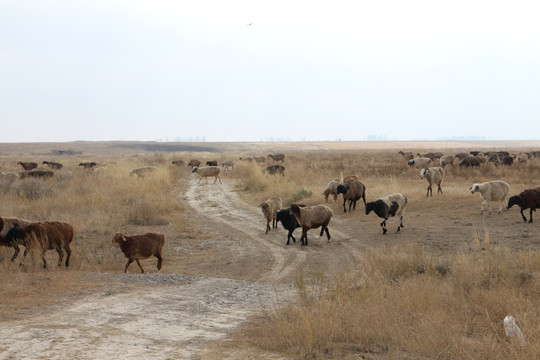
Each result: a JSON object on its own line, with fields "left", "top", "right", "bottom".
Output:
{"left": 0, "top": 141, "right": 539, "bottom": 359}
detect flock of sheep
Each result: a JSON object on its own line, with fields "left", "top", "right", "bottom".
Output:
{"left": 255, "top": 150, "right": 540, "bottom": 246}
{"left": 2, "top": 149, "right": 540, "bottom": 272}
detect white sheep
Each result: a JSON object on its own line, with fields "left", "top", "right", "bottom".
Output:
{"left": 129, "top": 166, "right": 157, "bottom": 178}
{"left": 289, "top": 203, "right": 333, "bottom": 246}
{"left": 0, "top": 172, "right": 19, "bottom": 183}
{"left": 259, "top": 196, "right": 283, "bottom": 234}
{"left": 365, "top": 193, "right": 408, "bottom": 234}
{"left": 470, "top": 180, "right": 510, "bottom": 214}
{"left": 323, "top": 178, "right": 342, "bottom": 202}
{"left": 420, "top": 167, "right": 445, "bottom": 197}
{"left": 407, "top": 157, "right": 432, "bottom": 169}
{"left": 439, "top": 155, "right": 456, "bottom": 167}
{"left": 192, "top": 166, "right": 222, "bottom": 184}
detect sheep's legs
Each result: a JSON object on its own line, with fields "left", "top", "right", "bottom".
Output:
{"left": 41, "top": 249, "right": 47, "bottom": 269}
{"left": 65, "top": 246, "right": 71, "bottom": 267}
{"left": 265, "top": 220, "right": 270, "bottom": 234}
{"left": 300, "top": 228, "right": 308, "bottom": 246}
{"left": 529, "top": 208, "right": 534, "bottom": 223}
{"left": 10, "top": 245, "right": 20, "bottom": 262}
{"left": 124, "top": 258, "right": 134, "bottom": 273}
{"left": 286, "top": 230, "right": 297, "bottom": 245}
{"left": 342, "top": 199, "right": 347, "bottom": 213}
{"left": 320, "top": 226, "right": 331, "bottom": 242}
{"left": 135, "top": 259, "right": 145, "bottom": 273}
{"left": 155, "top": 254, "right": 163, "bottom": 270}
{"left": 19, "top": 247, "right": 30, "bottom": 267}
{"left": 520, "top": 209, "right": 527, "bottom": 222}
{"left": 380, "top": 219, "right": 387, "bottom": 235}
{"left": 437, "top": 183, "right": 443, "bottom": 194}
{"left": 56, "top": 244, "right": 64, "bottom": 267}
{"left": 426, "top": 185, "right": 432, "bottom": 197}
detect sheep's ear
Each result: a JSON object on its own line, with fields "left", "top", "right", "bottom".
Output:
{"left": 122, "top": 235, "right": 127, "bottom": 242}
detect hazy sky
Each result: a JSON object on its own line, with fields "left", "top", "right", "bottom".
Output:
{"left": 1, "top": 1, "right": 539, "bottom": 142}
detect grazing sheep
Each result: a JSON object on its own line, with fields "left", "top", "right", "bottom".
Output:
{"left": 420, "top": 167, "right": 445, "bottom": 197}
{"left": 289, "top": 203, "right": 333, "bottom": 246}
{"left": 259, "top": 196, "right": 283, "bottom": 234}
{"left": 433, "top": 152, "right": 444, "bottom": 159}
{"left": 514, "top": 153, "right": 529, "bottom": 164}
{"left": 253, "top": 156, "right": 266, "bottom": 163}
{"left": 188, "top": 159, "right": 201, "bottom": 168}
{"left": 19, "top": 170, "right": 54, "bottom": 179}
{"left": 92, "top": 166, "right": 108, "bottom": 173}
{"left": 0, "top": 172, "right": 19, "bottom": 183}
{"left": 336, "top": 180, "right": 367, "bottom": 213}
{"left": 407, "top": 157, "right": 432, "bottom": 169}
{"left": 3, "top": 221, "right": 74, "bottom": 268}
{"left": 263, "top": 165, "right": 285, "bottom": 176}
{"left": 111, "top": 232, "right": 165, "bottom": 273}
{"left": 79, "top": 162, "right": 97, "bottom": 169}
{"left": 470, "top": 151, "right": 482, "bottom": 156}
{"left": 17, "top": 161, "right": 38, "bottom": 171}
{"left": 129, "top": 166, "right": 157, "bottom": 178}
{"left": 276, "top": 204, "right": 306, "bottom": 245}
{"left": 365, "top": 193, "right": 408, "bottom": 234}
{"left": 0, "top": 216, "right": 31, "bottom": 262}
{"left": 192, "top": 166, "right": 222, "bottom": 184}
{"left": 267, "top": 153, "right": 285, "bottom": 162}
{"left": 439, "top": 155, "right": 456, "bottom": 167}
{"left": 507, "top": 188, "right": 540, "bottom": 223}
{"left": 221, "top": 160, "right": 235, "bottom": 170}
{"left": 417, "top": 152, "right": 437, "bottom": 160}
{"left": 172, "top": 160, "right": 185, "bottom": 166}
{"left": 460, "top": 156, "right": 484, "bottom": 168}
{"left": 470, "top": 180, "right": 510, "bottom": 214}
{"left": 206, "top": 160, "right": 218, "bottom": 166}
{"left": 343, "top": 175, "right": 359, "bottom": 184}
{"left": 42, "top": 161, "right": 63, "bottom": 169}
{"left": 455, "top": 152, "right": 469, "bottom": 160}
{"left": 323, "top": 178, "right": 343, "bottom": 202}
{"left": 398, "top": 151, "right": 414, "bottom": 161}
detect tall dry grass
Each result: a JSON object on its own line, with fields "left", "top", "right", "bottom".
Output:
{"left": 237, "top": 236, "right": 540, "bottom": 359}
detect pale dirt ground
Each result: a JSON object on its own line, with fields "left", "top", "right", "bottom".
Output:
{"left": 1, "top": 141, "right": 540, "bottom": 359}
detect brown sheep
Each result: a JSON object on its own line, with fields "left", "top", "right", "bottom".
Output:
{"left": 259, "top": 196, "right": 283, "bottom": 234}
{"left": 79, "top": 162, "right": 97, "bottom": 169}
{"left": 172, "top": 160, "right": 185, "bottom": 166}
{"left": 289, "top": 203, "right": 333, "bottom": 246}
{"left": 267, "top": 153, "right": 285, "bottom": 162}
{"left": 3, "top": 221, "right": 74, "bottom": 268}
{"left": 336, "top": 180, "right": 367, "bottom": 213}
{"left": 19, "top": 170, "right": 54, "bottom": 179}
{"left": 42, "top": 161, "right": 63, "bottom": 169}
{"left": 188, "top": 159, "right": 201, "bottom": 168}
{"left": 263, "top": 165, "right": 285, "bottom": 176}
{"left": 343, "top": 175, "right": 359, "bottom": 184}
{"left": 17, "top": 161, "right": 38, "bottom": 171}
{"left": 112, "top": 232, "right": 165, "bottom": 273}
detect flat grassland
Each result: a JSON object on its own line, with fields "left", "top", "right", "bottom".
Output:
{"left": 0, "top": 141, "right": 538, "bottom": 359}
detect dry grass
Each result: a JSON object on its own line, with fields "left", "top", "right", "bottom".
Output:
{"left": 229, "top": 151, "right": 540, "bottom": 359}
{"left": 237, "top": 238, "right": 540, "bottom": 359}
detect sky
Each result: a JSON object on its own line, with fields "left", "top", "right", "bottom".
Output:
{"left": 1, "top": 0, "right": 539, "bottom": 142}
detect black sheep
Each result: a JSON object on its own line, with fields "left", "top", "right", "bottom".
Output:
{"left": 276, "top": 204, "right": 305, "bottom": 245}
{"left": 507, "top": 188, "right": 540, "bottom": 223}
{"left": 459, "top": 157, "right": 483, "bottom": 168}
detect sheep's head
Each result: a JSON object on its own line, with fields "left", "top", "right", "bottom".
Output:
{"left": 112, "top": 232, "right": 126, "bottom": 244}
{"left": 365, "top": 202, "right": 375, "bottom": 215}
{"left": 507, "top": 196, "right": 520, "bottom": 209}
{"left": 289, "top": 204, "right": 302, "bottom": 216}
{"left": 470, "top": 184, "right": 480, "bottom": 194}
{"left": 420, "top": 168, "right": 428, "bottom": 179}
{"left": 191, "top": 167, "right": 198, "bottom": 173}
{"left": 336, "top": 184, "right": 346, "bottom": 195}
{"left": 407, "top": 160, "right": 414, "bottom": 166}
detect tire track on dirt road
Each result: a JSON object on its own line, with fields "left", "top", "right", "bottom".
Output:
{"left": 184, "top": 178, "right": 306, "bottom": 284}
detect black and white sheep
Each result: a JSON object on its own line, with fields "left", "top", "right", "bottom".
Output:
{"left": 289, "top": 203, "right": 333, "bottom": 246}
{"left": 259, "top": 196, "right": 283, "bottom": 234}
{"left": 336, "top": 180, "right": 367, "bottom": 213}
{"left": 507, "top": 188, "right": 540, "bottom": 223}
{"left": 470, "top": 180, "right": 510, "bottom": 214}
{"left": 112, "top": 232, "right": 165, "bottom": 273}
{"left": 420, "top": 167, "right": 444, "bottom": 197}
{"left": 276, "top": 204, "right": 306, "bottom": 245}
{"left": 365, "top": 193, "right": 408, "bottom": 234}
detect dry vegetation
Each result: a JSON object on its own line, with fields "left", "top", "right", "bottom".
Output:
{"left": 0, "top": 144, "right": 539, "bottom": 359}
